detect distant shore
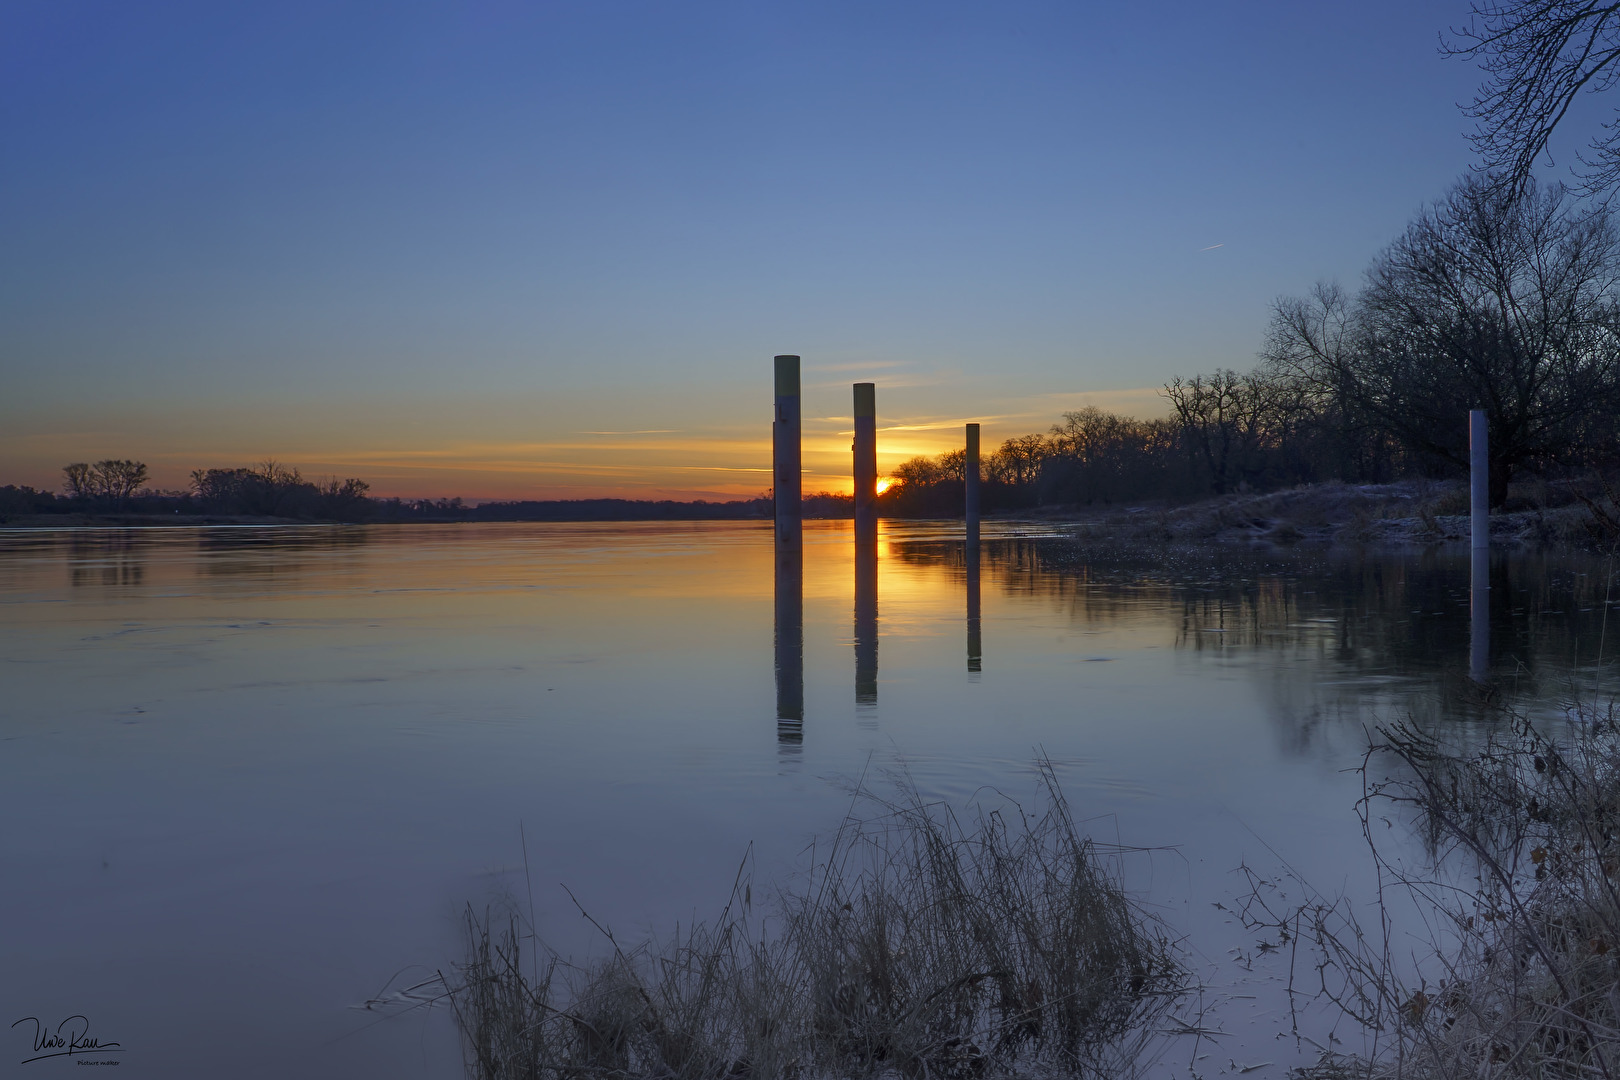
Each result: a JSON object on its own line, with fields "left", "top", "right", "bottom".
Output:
{"left": 1030, "top": 477, "right": 1618, "bottom": 550}
{"left": 5, "top": 479, "right": 1616, "bottom": 551}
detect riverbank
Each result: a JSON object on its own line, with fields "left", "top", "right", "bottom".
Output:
{"left": 6, "top": 478, "right": 1618, "bottom": 552}
{"left": 1030, "top": 478, "right": 1620, "bottom": 550}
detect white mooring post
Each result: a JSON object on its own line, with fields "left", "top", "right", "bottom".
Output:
{"left": 774, "top": 356, "right": 802, "bottom": 553}
{"left": 965, "top": 423, "right": 981, "bottom": 545}
{"left": 1469, "top": 409, "right": 1489, "bottom": 683}
{"left": 1470, "top": 410, "right": 1488, "bottom": 553}
{"left": 854, "top": 383, "right": 877, "bottom": 543}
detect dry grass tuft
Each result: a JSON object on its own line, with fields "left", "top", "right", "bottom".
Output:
{"left": 1243, "top": 701, "right": 1620, "bottom": 1080}
{"left": 444, "top": 763, "right": 1186, "bottom": 1080}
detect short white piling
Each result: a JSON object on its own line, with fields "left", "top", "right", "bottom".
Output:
{"left": 854, "top": 383, "right": 877, "bottom": 543}
{"left": 965, "top": 422, "right": 981, "bottom": 546}
{"left": 1469, "top": 409, "right": 1489, "bottom": 683}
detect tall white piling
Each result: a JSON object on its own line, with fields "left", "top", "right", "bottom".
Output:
{"left": 1469, "top": 409, "right": 1489, "bottom": 683}
{"left": 774, "top": 355, "right": 802, "bottom": 552}
{"left": 965, "top": 423, "right": 981, "bottom": 545}
{"left": 854, "top": 383, "right": 877, "bottom": 543}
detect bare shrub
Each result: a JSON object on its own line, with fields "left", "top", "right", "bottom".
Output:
{"left": 1423, "top": 488, "right": 1470, "bottom": 519}
{"left": 442, "top": 764, "right": 1186, "bottom": 1080}
{"left": 1572, "top": 475, "right": 1620, "bottom": 549}
{"left": 1270, "top": 521, "right": 1306, "bottom": 544}
{"left": 1242, "top": 704, "right": 1620, "bottom": 1079}
{"left": 1338, "top": 505, "right": 1379, "bottom": 545}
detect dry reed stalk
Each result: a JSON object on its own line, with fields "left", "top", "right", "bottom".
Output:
{"left": 443, "top": 761, "right": 1186, "bottom": 1080}
{"left": 1244, "top": 702, "right": 1620, "bottom": 1080}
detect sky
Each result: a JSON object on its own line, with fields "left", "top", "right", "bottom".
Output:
{"left": 2, "top": 0, "right": 1605, "bottom": 500}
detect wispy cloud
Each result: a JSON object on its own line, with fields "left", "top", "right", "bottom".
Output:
{"left": 807, "top": 359, "right": 919, "bottom": 374}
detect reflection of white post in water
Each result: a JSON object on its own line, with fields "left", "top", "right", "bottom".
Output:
{"left": 774, "top": 355, "right": 802, "bottom": 552}
{"left": 854, "top": 383, "right": 877, "bottom": 544}
{"left": 966, "top": 541, "right": 982, "bottom": 676}
{"left": 1471, "top": 545, "right": 1489, "bottom": 683}
{"left": 776, "top": 551, "right": 804, "bottom": 740}
{"left": 965, "top": 423, "right": 983, "bottom": 674}
{"left": 855, "top": 538, "right": 877, "bottom": 708}
{"left": 1470, "top": 409, "right": 1489, "bottom": 683}
{"left": 965, "top": 422, "right": 982, "bottom": 674}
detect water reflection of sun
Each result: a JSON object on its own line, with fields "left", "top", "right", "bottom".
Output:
{"left": 875, "top": 477, "right": 894, "bottom": 495}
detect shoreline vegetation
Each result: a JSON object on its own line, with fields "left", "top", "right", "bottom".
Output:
{"left": 4, "top": 470, "right": 1618, "bottom": 552}
{"left": 433, "top": 763, "right": 1188, "bottom": 1080}
{"left": 418, "top": 700, "right": 1620, "bottom": 1080}
{"left": 1246, "top": 698, "right": 1620, "bottom": 1080}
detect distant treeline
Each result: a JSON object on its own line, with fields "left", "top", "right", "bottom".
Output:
{"left": 0, "top": 460, "right": 858, "bottom": 524}
{"left": 888, "top": 175, "right": 1620, "bottom": 514}
{"left": 1, "top": 460, "right": 380, "bottom": 523}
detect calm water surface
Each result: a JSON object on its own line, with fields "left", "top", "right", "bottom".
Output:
{"left": 2, "top": 521, "right": 1616, "bottom": 1078}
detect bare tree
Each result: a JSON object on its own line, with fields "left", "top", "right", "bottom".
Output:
{"left": 1162, "top": 371, "right": 1279, "bottom": 495}
{"left": 62, "top": 463, "right": 95, "bottom": 498}
{"left": 987, "top": 434, "right": 1048, "bottom": 487}
{"left": 1042, "top": 407, "right": 1159, "bottom": 503}
{"left": 62, "top": 460, "right": 149, "bottom": 502}
{"left": 93, "top": 460, "right": 149, "bottom": 502}
{"left": 1267, "top": 175, "right": 1620, "bottom": 505}
{"left": 1449, "top": 1, "right": 1620, "bottom": 197}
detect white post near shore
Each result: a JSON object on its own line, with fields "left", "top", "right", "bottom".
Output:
{"left": 1469, "top": 409, "right": 1489, "bottom": 683}
{"left": 965, "top": 423, "right": 981, "bottom": 545}
{"left": 774, "top": 355, "right": 805, "bottom": 734}
{"left": 1470, "top": 410, "right": 1488, "bottom": 553}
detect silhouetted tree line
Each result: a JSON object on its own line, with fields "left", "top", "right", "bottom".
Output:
{"left": 883, "top": 175, "right": 1620, "bottom": 515}
{"left": 63, "top": 459, "right": 149, "bottom": 500}
{"left": 0, "top": 460, "right": 377, "bottom": 522}
{"left": 0, "top": 457, "right": 858, "bottom": 524}
{"left": 189, "top": 462, "right": 373, "bottom": 517}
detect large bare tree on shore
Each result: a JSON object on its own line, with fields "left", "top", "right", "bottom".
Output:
{"left": 62, "top": 459, "right": 149, "bottom": 503}
{"left": 1266, "top": 176, "right": 1620, "bottom": 505}
{"left": 1451, "top": 1, "right": 1620, "bottom": 196}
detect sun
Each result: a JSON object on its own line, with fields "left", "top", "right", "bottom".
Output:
{"left": 874, "top": 477, "right": 894, "bottom": 495}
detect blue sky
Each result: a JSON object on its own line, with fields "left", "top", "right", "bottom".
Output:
{"left": 0, "top": 0, "right": 1586, "bottom": 497}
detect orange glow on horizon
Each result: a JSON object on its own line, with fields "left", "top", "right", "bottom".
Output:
{"left": 1, "top": 387, "right": 1172, "bottom": 502}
